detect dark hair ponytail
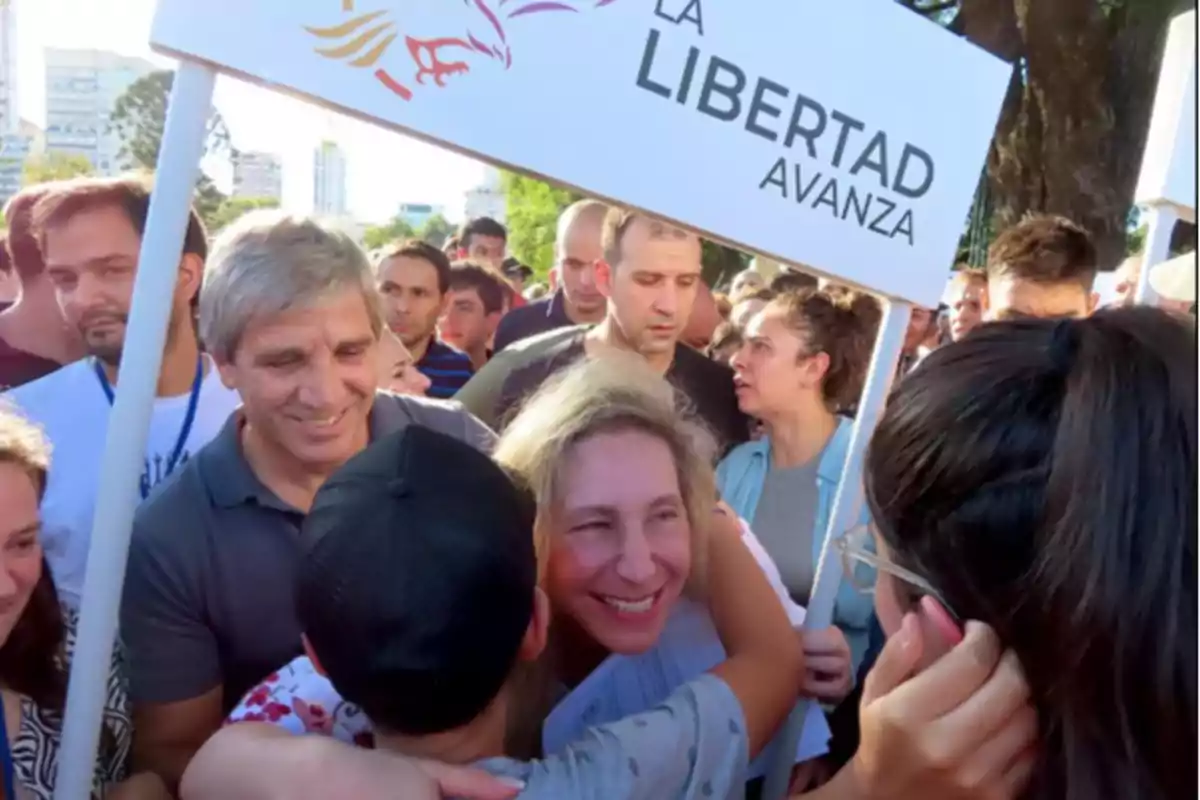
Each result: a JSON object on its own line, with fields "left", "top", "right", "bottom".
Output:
{"left": 865, "top": 306, "right": 1195, "bottom": 800}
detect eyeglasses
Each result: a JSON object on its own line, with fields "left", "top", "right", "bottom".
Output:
{"left": 834, "top": 525, "right": 958, "bottom": 620}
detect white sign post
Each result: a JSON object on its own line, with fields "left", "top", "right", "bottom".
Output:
{"left": 55, "top": 3, "right": 1008, "bottom": 797}
{"left": 1132, "top": 9, "right": 1196, "bottom": 304}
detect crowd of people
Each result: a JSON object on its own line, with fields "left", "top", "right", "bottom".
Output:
{"left": 0, "top": 171, "right": 1193, "bottom": 800}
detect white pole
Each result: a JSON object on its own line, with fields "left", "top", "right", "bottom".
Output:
{"left": 762, "top": 297, "right": 912, "bottom": 800}
{"left": 1134, "top": 205, "right": 1178, "bottom": 305}
{"left": 53, "top": 61, "right": 217, "bottom": 800}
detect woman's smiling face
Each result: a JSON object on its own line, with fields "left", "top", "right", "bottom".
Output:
{"left": 543, "top": 428, "right": 692, "bottom": 655}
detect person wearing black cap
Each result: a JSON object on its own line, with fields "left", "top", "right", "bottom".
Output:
{"left": 182, "top": 423, "right": 809, "bottom": 798}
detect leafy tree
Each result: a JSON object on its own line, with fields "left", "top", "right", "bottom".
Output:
{"left": 21, "top": 152, "right": 94, "bottom": 186}
{"left": 108, "top": 69, "right": 232, "bottom": 230}
{"left": 417, "top": 213, "right": 455, "bottom": 249}
{"left": 501, "top": 171, "right": 579, "bottom": 280}
{"left": 205, "top": 196, "right": 281, "bottom": 234}
{"left": 362, "top": 217, "right": 416, "bottom": 251}
{"left": 898, "top": 0, "right": 1197, "bottom": 267}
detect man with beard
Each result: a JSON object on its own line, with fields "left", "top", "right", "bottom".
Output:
{"left": 4, "top": 176, "right": 241, "bottom": 609}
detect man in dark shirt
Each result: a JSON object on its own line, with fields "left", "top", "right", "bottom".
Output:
{"left": 493, "top": 199, "right": 609, "bottom": 352}
{"left": 374, "top": 239, "right": 473, "bottom": 398}
{"left": 496, "top": 208, "right": 750, "bottom": 453}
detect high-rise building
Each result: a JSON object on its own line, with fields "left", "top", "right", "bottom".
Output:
{"left": 0, "top": 118, "right": 42, "bottom": 206}
{"left": 313, "top": 140, "right": 347, "bottom": 216}
{"left": 0, "top": 0, "right": 18, "bottom": 136}
{"left": 396, "top": 202, "right": 445, "bottom": 229}
{"left": 232, "top": 150, "right": 283, "bottom": 201}
{"left": 44, "top": 48, "right": 155, "bottom": 175}
{"left": 463, "top": 165, "right": 506, "bottom": 225}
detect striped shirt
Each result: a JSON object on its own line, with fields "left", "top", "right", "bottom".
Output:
{"left": 416, "top": 338, "right": 475, "bottom": 399}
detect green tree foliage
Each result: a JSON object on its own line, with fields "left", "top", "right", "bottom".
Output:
{"left": 21, "top": 152, "right": 95, "bottom": 186}
{"left": 205, "top": 196, "right": 281, "bottom": 234}
{"left": 501, "top": 171, "right": 580, "bottom": 281}
{"left": 108, "top": 69, "right": 233, "bottom": 232}
{"left": 362, "top": 217, "right": 416, "bottom": 251}
{"left": 417, "top": 213, "right": 455, "bottom": 249}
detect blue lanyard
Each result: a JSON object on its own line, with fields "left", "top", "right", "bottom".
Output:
{"left": 93, "top": 357, "right": 204, "bottom": 500}
{"left": 0, "top": 694, "right": 15, "bottom": 800}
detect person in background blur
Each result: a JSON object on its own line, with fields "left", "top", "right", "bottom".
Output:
{"left": 706, "top": 321, "right": 743, "bottom": 366}
{"left": 770, "top": 269, "right": 820, "bottom": 295}
{"left": 493, "top": 200, "right": 609, "bottom": 352}
{"left": 441, "top": 236, "right": 459, "bottom": 259}
{"left": 731, "top": 287, "right": 776, "bottom": 330}
{"left": 1147, "top": 250, "right": 1196, "bottom": 314}
{"left": 456, "top": 217, "right": 507, "bottom": 270}
{"left": 943, "top": 268, "right": 986, "bottom": 341}
{"left": 440, "top": 261, "right": 508, "bottom": 370}
{"left": 719, "top": 287, "right": 879, "bottom": 677}
{"left": 681, "top": 281, "right": 722, "bottom": 350}
{"left": 1112, "top": 254, "right": 1141, "bottom": 307}
{"left": 500, "top": 257, "right": 532, "bottom": 296}
{"left": 713, "top": 291, "right": 732, "bottom": 320}
{"left": 896, "top": 305, "right": 936, "bottom": 377}
{"left": 0, "top": 187, "right": 84, "bottom": 389}
{"left": 984, "top": 215, "right": 1097, "bottom": 320}
{"left": 524, "top": 283, "right": 548, "bottom": 302}
{"left": 730, "top": 268, "right": 765, "bottom": 297}
{"left": 377, "top": 329, "right": 431, "bottom": 396}
{"left": 0, "top": 239, "right": 19, "bottom": 307}
{"left": 6, "top": 176, "right": 240, "bottom": 610}
{"left": 374, "top": 240, "right": 474, "bottom": 398}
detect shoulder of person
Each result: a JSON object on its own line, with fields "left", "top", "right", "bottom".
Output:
{"left": 132, "top": 444, "right": 211, "bottom": 545}
{"left": 674, "top": 344, "right": 735, "bottom": 383}
{"left": 509, "top": 324, "right": 589, "bottom": 355}
{"left": 2, "top": 359, "right": 91, "bottom": 418}
{"left": 374, "top": 392, "right": 495, "bottom": 448}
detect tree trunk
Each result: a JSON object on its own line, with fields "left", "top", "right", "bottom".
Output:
{"left": 950, "top": 0, "right": 1191, "bottom": 268}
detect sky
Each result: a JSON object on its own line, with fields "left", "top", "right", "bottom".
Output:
{"left": 12, "top": 0, "right": 487, "bottom": 223}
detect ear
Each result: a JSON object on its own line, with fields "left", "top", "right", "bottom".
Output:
{"left": 802, "top": 350, "right": 831, "bottom": 388}
{"left": 595, "top": 260, "right": 615, "bottom": 299}
{"left": 302, "top": 634, "right": 328, "bottom": 677}
{"left": 214, "top": 354, "right": 238, "bottom": 391}
{"left": 518, "top": 587, "right": 550, "bottom": 663}
{"left": 176, "top": 253, "right": 204, "bottom": 307}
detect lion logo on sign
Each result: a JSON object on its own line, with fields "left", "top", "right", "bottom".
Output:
{"left": 305, "top": 0, "right": 620, "bottom": 100}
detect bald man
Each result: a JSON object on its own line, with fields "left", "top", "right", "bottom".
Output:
{"left": 492, "top": 199, "right": 608, "bottom": 352}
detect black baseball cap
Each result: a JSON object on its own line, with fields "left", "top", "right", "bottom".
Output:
{"left": 297, "top": 425, "right": 537, "bottom": 736}
{"left": 502, "top": 256, "right": 533, "bottom": 280}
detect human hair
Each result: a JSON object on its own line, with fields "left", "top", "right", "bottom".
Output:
{"left": 864, "top": 307, "right": 1195, "bottom": 800}
{"left": 30, "top": 174, "right": 208, "bottom": 263}
{"left": 555, "top": 199, "right": 609, "bottom": 256}
{"left": 987, "top": 215, "right": 1097, "bottom": 290}
{"left": 3, "top": 185, "right": 53, "bottom": 282}
{"left": 0, "top": 408, "right": 65, "bottom": 715}
{"left": 449, "top": 260, "right": 507, "bottom": 315}
{"left": 764, "top": 287, "right": 878, "bottom": 412}
{"left": 952, "top": 266, "right": 987, "bottom": 287}
{"left": 732, "top": 286, "right": 777, "bottom": 306}
{"left": 457, "top": 216, "right": 507, "bottom": 250}
{"left": 706, "top": 321, "right": 742, "bottom": 360}
{"left": 200, "top": 210, "right": 383, "bottom": 361}
{"left": 378, "top": 239, "right": 452, "bottom": 295}
{"left": 494, "top": 355, "right": 717, "bottom": 585}
{"left": 769, "top": 269, "right": 819, "bottom": 295}
{"left": 600, "top": 206, "right": 692, "bottom": 268}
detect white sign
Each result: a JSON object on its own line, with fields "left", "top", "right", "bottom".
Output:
{"left": 150, "top": 0, "right": 1006, "bottom": 305}
{"left": 1135, "top": 10, "right": 1196, "bottom": 222}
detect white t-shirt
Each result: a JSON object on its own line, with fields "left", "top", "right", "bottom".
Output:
{"left": 5, "top": 358, "right": 241, "bottom": 608}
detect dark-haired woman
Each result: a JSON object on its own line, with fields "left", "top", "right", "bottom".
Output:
{"left": 0, "top": 409, "right": 168, "bottom": 799}
{"left": 857, "top": 306, "right": 1195, "bottom": 800}
{"left": 717, "top": 289, "right": 880, "bottom": 690}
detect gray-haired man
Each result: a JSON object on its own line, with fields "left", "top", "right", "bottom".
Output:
{"left": 120, "top": 210, "right": 496, "bottom": 791}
